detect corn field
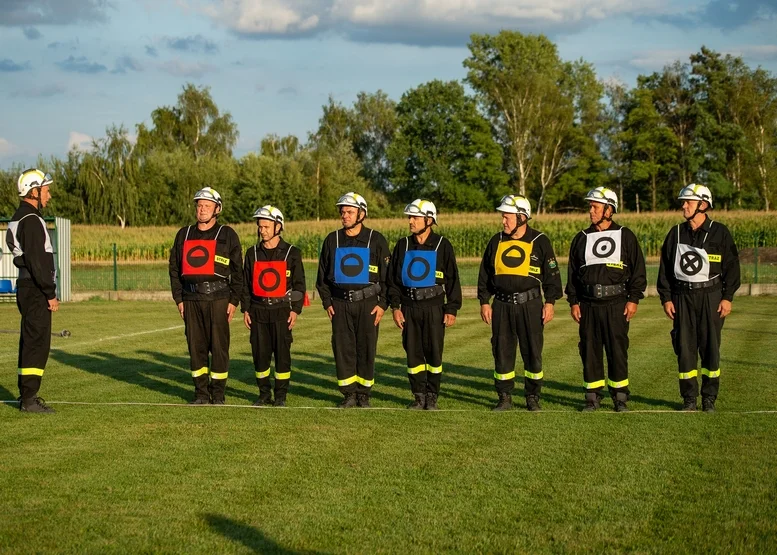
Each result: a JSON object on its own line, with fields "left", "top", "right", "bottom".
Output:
{"left": 71, "top": 211, "right": 777, "bottom": 262}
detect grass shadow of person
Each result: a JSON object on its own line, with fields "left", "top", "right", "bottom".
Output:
{"left": 202, "top": 514, "right": 327, "bottom": 555}
{"left": 52, "top": 350, "right": 195, "bottom": 402}
{"left": 0, "top": 383, "right": 18, "bottom": 409}
{"left": 136, "top": 349, "right": 256, "bottom": 403}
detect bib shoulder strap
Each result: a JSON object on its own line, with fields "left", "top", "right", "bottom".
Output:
{"left": 368, "top": 229, "right": 373, "bottom": 248}
{"left": 283, "top": 245, "right": 293, "bottom": 262}
{"left": 214, "top": 225, "right": 223, "bottom": 241}
{"left": 531, "top": 232, "right": 544, "bottom": 244}
{"left": 435, "top": 236, "right": 443, "bottom": 252}
{"left": 184, "top": 225, "right": 191, "bottom": 242}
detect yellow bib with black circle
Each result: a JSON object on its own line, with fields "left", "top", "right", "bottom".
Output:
{"left": 495, "top": 240, "right": 533, "bottom": 276}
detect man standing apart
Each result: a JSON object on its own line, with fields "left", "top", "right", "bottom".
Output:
{"left": 6, "top": 169, "right": 58, "bottom": 413}
{"left": 169, "top": 187, "right": 243, "bottom": 405}
{"left": 242, "top": 205, "right": 305, "bottom": 407}
{"left": 387, "top": 199, "right": 462, "bottom": 410}
{"left": 657, "top": 185, "right": 740, "bottom": 412}
{"left": 316, "top": 192, "right": 390, "bottom": 408}
{"left": 566, "top": 187, "right": 647, "bottom": 412}
{"left": 478, "top": 195, "right": 562, "bottom": 412}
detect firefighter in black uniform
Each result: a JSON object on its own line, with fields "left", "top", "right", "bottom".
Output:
{"left": 316, "top": 192, "right": 391, "bottom": 408}
{"left": 387, "top": 199, "right": 462, "bottom": 410}
{"left": 478, "top": 195, "right": 562, "bottom": 411}
{"left": 169, "top": 187, "right": 243, "bottom": 405}
{"left": 6, "top": 169, "right": 58, "bottom": 413}
{"left": 566, "top": 187, "right": 647, "bottom": 412}
{"left": 242, "top": 205, "right": 305, "bottom": 407}
{"left": 657, "top": 184, "right": 740, "bottom": 412}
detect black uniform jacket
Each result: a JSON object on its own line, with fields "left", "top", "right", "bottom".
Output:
{"left": 657, "top": 216, "right": 740, "bottom": 304}
{"left": 169, "top": 223, "right": 244, "bottom": 305}
{"left": 477, "top": 227, "right": 562, "bottom": 305}
{"left": 565, "top": 222, "right": 647, "bottom": 306}
{"left": 386, "top": 231, "right": 463, "bottom": 316}
{"left": 241, "top": 237, "right": 306, "bottom": 314}
{"left": 6, "top": 202, "right": 57, "bottom": 299}
{"left": 316, "top": 225, "right": 391, "bottom": 311}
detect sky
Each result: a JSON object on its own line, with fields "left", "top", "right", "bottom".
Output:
{"left": 1, "top": 0, "right": 776, "bottom": 168}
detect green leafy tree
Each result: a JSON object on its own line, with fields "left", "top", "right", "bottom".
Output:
{"left": 387, "top": 79, "right": 508, "bottom": 211}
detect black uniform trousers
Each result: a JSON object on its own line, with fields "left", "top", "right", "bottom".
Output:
{"left": 402, "top": 303, "right": 445, "bottom": 396}
{"left": 183, "top": 297, "right": 230, "bottom": 402}
{"left": 491, "top": 297, "right": 544, "bottom": 397}
{"left": 249, "top": 305, "right": 292, "bottom": 401}
{"left": 579, "top": 299, "right": 630, "bottom": 397}
{"left": 16, "top": 285, "right": 52, "bottom": 402}
{"left": 670, "top": 288, "right": 723, "bottom": 400}
{"left": 331, "top": 297, "right": 378, "bottom": 396}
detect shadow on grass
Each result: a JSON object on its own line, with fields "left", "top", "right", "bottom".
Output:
{"left": 721, "top": 357, "right": 777, "bottom": 370}
{"left": 203, "top": 514, "right": 325, "bottom": 554}
{"left": 0, "top": 383, "right": 18, "bottom": 409}
{"left": 137, "top": 350, "right": 255, "bottom": 403}
{"left": 50, "top": 350, "right": 258, "bottom": 404}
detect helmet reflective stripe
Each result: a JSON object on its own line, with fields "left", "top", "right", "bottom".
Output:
{"left": 404, "top": 198, "right": 437, "bottom": 224}
{"left": 17, "top": 169, "right": 53, "bottom": 197}
{"left": 496, "top": 194, "right": 531, "bottom": 219}
{"left": 253, "top": 205, "right": 285, "bottom": 231}
{"left": 584, "top": 186, "right": 618, "bottom": 213}
{"left": 336, "top": 192, "right": 368, "bottom": 214}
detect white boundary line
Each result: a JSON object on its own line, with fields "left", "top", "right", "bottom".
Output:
{"left": 1, "top": 400, "right": 775, "bottom": 414}
{"left": 0, "top": 325, "right": 185, "bottom": 363}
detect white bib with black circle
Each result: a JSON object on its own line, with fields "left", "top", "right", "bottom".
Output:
{"left": 584, "top": 229, "right": 622, "bottom": 266}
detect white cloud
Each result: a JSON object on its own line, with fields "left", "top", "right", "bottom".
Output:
{"left": 627, "top": 49, "right": 693, "bottom": 70}
{"left": 0, "top": 137, "right": 21, "bottom": 157}
{"left": 68, "top": 131, "right": 93, "bottom": 152}
{"left": 193, "top": 0, "right": 675, "bottom": 45}
{"left": 727, "top": 44, "right": 777, "bottom": 61}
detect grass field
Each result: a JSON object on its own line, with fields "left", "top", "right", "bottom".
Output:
{"left": 1, "top": 298, "right": 776, "bottom": 553}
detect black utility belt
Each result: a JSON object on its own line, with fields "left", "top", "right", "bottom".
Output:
{"left": 674, "top": 275, "right": 721, "bottom": 293}
{"left": 495, "top": 288, "right": 541, "bottom": 305}
{"left": 184, "top": 280, "right": 229, "bottom": 294}
{"left": 252, "top": 295, "right": 290, "bottom": 307}
{"left": 403, "top": 284, "right": 445, "bottom": 302}
{"left": 331, "top": 283, "right": 380, "bottom": 303}
{"left": 581, "top": 283, "right": 626, "bottom": 300}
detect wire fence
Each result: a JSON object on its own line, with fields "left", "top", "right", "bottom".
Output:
{"left": 68, "top": 257, "right": 777, "bottom": 293}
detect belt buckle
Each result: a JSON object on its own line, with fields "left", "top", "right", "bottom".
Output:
{"left": 594, "top": 284, "right": 603, "bottom": 299}
{"left": 347, "top": 290, "right": 354, "bottom": 302}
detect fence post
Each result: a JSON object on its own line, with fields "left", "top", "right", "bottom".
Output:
{"left": 113, "top": 243, "right": 118, "bottom": 292}
{"left": 754, "top": 243, "right": 759, "bottom": 285}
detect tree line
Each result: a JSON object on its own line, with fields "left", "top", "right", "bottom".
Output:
{"left": 2, "top": 31, "right": 775, "bottom": 226}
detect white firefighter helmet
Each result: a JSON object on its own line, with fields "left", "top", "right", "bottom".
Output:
{"left": 403, "top": 198, "right": 438, "bottom": 224}
{"left": 253, "top": 205, "right": 285, "bottom": 231}
{"left": 17, "top": 168, "right": 53, "bottom": 197}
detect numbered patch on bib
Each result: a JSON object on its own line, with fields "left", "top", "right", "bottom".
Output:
{"left": 584, "top": 229, "right": 622, "bottom": 266}
{"left": 252, "top": 260, "right": 287, "bottom": 297}
{"left": 182, "top": 240, "right": 216, "bottom": 276}
{"left": 402, "top": 251, "right": 437, "bottom": 287}
{"left": 495, "top": 240, "right": 532, "bottom": 276}
{"left": 674, "top": 244, "right": 710, "bottom": 282}
{"left": 334, "top": 247, "right": 371, "bottom": 285}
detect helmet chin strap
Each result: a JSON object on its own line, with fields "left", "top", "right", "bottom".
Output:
{"left": 685, "top": 201, "right": 709, "bottom": 221}
{"left": 593, "top": 204, "right": 614, "bottom": 228}
{"left": 508, "top": 213, "right": 528, "bottom": 237}
{"left": 412, "top": 216, "right": 433, "bottom": 236}
{"left": 343, "top": 208, "right": 366, "bottom": 230}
